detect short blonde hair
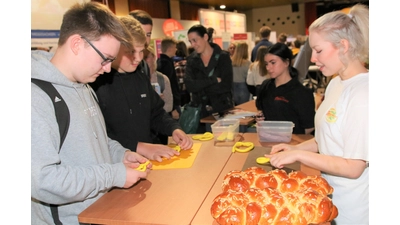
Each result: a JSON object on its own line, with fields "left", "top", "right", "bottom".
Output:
{"left": 119, "top": 15, "right": 146, "bottom": 48}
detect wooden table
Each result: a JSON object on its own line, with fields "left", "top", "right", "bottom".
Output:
{"left": 200, "top": 100, "right": 257, "bottom": 133}
{"left": 78, "top": 133, "right": 319, "bottom": 225}
{"left": 78, "top": 139, "right": 233, "bottom": 225}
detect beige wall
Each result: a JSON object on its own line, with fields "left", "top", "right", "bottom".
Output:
{"left": 245, "top": 3, "right": 306, "bottom": 39}
{"left": 114, "top": 0, "right": 129, "bottom": 16}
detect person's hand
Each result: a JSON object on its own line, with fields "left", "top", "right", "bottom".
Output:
{"left": 172, "top": 129, "right": 193, "bottom": 150}
{"left": 264, "top": 149, "right": 299, "bottom": 169}
{"left": 136, "top": 142, "right": 180, "bottom": 162}
{"left": 171, "top": 109, "right": 179, "bottom": 120}
{"left": 270, "top": 143, "right": 295, "bottom": 154}
{"left": 122, "top": 151, "right": 152, "bottom": 188}
{"left": 255, "top": 110, "right": 264, "bottom": 122}
{"left": 217, "top": 77, "right": 222, "bottom": 83}
{"left": 159, "top": 93, "right": 164, "bottom": 100}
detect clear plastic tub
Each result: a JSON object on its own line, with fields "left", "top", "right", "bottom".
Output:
{"left": 211, "top": 119, "right": 240, "bottom": 142}
{"left": 256, "top": 121, "right": 294, "bottom": 143}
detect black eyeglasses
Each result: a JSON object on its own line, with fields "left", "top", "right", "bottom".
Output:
{"left": 81, "top": 36, "right": 116, "bottom": 66}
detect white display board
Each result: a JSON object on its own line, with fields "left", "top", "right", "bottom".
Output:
{"left": 173, "top": 29, "right": 190, "bottom": 47}
{"left": 198, "top": 9, "right": 246, "bottom": 37}
{"left": 31, "top": 0, "right": 89, "bottom": 49}
{"left": 32, "top": 0, "right": 88, "bottom": 30}
{"left": 224, "top": 12, "right": 246, "bottom": 34}
{"left": 198, "top": 9, "right": 226, "bottom": 37}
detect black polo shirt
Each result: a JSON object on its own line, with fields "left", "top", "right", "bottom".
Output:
{"left": 256, "top": 78, "right": 315, "bottom": 134}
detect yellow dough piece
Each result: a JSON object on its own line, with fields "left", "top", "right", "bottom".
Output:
{"left": 232, "top": 142, "right": 254, "bottom": 153}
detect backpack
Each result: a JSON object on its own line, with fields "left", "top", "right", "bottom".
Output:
{"left": 156, "top": 73, "right": 165, "bottom": 93}
{"left": 31, "top": 78, "right": 69, "bottom": 150}
{"left": 31, "top": 78, "right": 69, "bottom": 225}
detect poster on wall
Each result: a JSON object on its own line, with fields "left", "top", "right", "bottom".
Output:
{"left": 31, "top": 30, "right": 60, "bottom": 50}
{"left": 198, "top": 9, "right": 246, "bottom": 39}
{"left": 31, "top": 0, "right": 89, "bottom": 49}
{"left": 162, "top": 19, "right": 184, "bottom": 37}
{"left": 198, "top": 9, "right": 226, "bottom": 37}
{"left": 224, "top": 12, "right": 246, "bottom": 34}
{"left": 173, "top": 30, "right": 190, "bottom": 47}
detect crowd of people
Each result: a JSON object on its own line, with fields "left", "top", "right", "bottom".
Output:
{"left": 31, "top": 2, "right": 369, "bottom": 224}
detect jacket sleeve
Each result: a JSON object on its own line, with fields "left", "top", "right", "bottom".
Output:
{"left": 184, "top": 56, "right": 218, "bottom": 93}
{"left": 204, "top": 53, "right": 233, "bottom": 94}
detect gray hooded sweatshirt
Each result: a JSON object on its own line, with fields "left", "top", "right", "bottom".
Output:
{"left": 31, "top": 50, "right": 128, "bottom": 224}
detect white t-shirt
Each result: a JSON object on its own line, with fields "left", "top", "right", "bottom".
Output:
{"left": 315, "top": 73, "right": 369, "bottom": 225}
{"left": 246, "top": 61, "right": 269, "bottom": 86}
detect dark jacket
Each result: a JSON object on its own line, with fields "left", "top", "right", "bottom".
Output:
{"left": 157, "top": 53, "right": 181, "bottom": 112}
{"left": 184, "top": 43, "right": 234, "bottom": 118}
{"left": 90, "top": 64, "right": 181, "bottom": 151}
{"left": 251, "top": 39, "right": 273, "bottom": 62}
{"left": 256, "top": 78, "right": 315, "bottom": 134}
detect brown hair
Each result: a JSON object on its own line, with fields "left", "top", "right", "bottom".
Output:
{"left": 278, "top": 33, "right": 287, "bottom": 43}
{"left": 160, "top": 36, "right": 178, "bottom": 53}
{"left": 259, "top": 26, "right": 271, "bottom": 38}
{"left": 58, "top": 2, "right": 132, "bottom": 49}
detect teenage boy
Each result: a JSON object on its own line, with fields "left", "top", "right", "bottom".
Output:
{"left": 157, "top": 37, "right": 181, "bottom": 120}
{"left": 31, "top": 3, "right": 151, "bottom": 224}
{"left": 90, "top": 16, "right": 193, "bottom": 155}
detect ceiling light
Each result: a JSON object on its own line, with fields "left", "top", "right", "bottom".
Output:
{"left": 220, "top": 5, "right": 226, "bottom": 9}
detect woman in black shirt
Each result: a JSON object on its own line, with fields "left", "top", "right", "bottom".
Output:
{"left": 256, "top": 43, "right": 315, "bottom": 134}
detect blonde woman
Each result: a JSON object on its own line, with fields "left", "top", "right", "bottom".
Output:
{"left": 267, "top": 4, "right": 369, "bottom": 224}
{"left": 231, "top": 41, "right": 251, "bottom": 105}
{"left": 228, "top": 42, "right": 236, "bottom": 57}
{"left": 246, "top": 45, "right": 270, "bottom": 97}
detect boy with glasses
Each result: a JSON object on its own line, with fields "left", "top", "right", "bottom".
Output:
{"left": 31, "top": 3, "right": 151, "bottom": 224}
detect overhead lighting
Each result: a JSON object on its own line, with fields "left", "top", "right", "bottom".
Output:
{"left": 220, "top": 5, "right": 226, "bottom": 9}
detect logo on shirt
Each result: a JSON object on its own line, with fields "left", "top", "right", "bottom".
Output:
{"left": 325, "top": 108, "right": 337, "bottom": 123}
{"left": 274, "top": 96, "right": 289, "bottom": 103}
{"left": 54, "top": 96, "right": 62, "bottom": 103}
{"left": 141, "top": 94, "right": 147, "bottom": 98}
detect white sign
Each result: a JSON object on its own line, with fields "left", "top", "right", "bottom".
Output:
{"left": 224, "top": 12, "right": 246, "bottom": 34}
{"left": 198, "top": 9, "right": 226, "bottom": 37}
{"left": 198, "top": 9, "right": 246, "bottom": 38}
{"left": 221, "top": 32, "right": 231, "bottom": 42}
{"left": 173, "top": 30, "right": 190, "bottom": 47}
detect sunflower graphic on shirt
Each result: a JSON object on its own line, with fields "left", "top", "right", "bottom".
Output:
{"left": 326, "top": 108, "right": 337, "bottom": 123}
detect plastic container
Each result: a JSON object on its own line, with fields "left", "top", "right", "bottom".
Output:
{"left": 256, "top": 121, "right": 294, "bottom": 143}
{"left": 211, "top": 119, "right": 240, "bottom": 142}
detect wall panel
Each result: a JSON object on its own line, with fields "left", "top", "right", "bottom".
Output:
{"left": 92, "top": 0, "right": 115, "bottom": 13}
{"left": 128, "top": 0, "right": 170, "bottom": 18}
{"left": 179, "top": 1, "right": 208, "bottom": 21}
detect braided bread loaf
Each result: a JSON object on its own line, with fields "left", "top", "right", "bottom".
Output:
{"left": 211, "top": 167, "right": 338, "bottom": 225}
